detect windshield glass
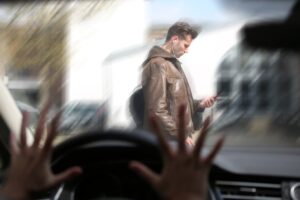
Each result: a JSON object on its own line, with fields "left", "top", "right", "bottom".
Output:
{"left": 0, "top": 0, "right": 298, "bottom": 147}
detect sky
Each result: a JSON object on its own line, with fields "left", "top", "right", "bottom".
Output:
{"left": 145, "top": 0, "right": 228, "bottom": 25}
{"left": 145, "top": 0, "right": 295, "bottom": 26}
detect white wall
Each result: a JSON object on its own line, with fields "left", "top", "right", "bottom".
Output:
{"left": 66, "top": 0, "right": 147, "bottom": 102}
{"left": 181, "top": 24, "right": 242, "bottom": 98}
{"left": 104, "top": 47, "right": 150, "bottom": 127}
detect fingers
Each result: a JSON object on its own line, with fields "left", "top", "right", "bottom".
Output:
{"left": 207, "top": 97, "right": 214, "bottom": 107}
{"left": 149, "top": 114, "right": 172, "bottom": 158}
{"left": 9, "top": 132, "right": 19, "bottom": 156}
{"left": 129, "top": 161, "right": 160, "bottom": 188}
{"left": 203, "top": 136, "right": 225, "bottom": 166}
{"left": 43, "top": 112, "right": 61, "bottom": 156}
{"left": 52, "top": 166, "right": 82, "bottom": 188}
{"left": 193, "top": 117, "right": 210, "bottom": 158}
{"left": 185, "top": 137, "right": 194, "bottom": 146}
{"left": 20, "top": 112, "right": 28, "bottom": 150}
{"left": 33, "top": 101, "right": 51, "bottom": 148}
{"left": 177, "top": 105, "right": 187, "bottom": 153}
{"left": 201, "top": 97, "right": 216, "bottom": 108}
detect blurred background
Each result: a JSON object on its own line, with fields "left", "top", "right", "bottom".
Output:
{"left": 0, "top": 0, "right": 299, "bottom": 146}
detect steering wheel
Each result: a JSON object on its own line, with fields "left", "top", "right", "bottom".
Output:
{"left": 50, "top": 129, "right": 162, "bottom": 200}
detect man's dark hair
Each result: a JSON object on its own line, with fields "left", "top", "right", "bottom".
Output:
{"left": 166, "top": 21, "right": 199, "bottom": 41}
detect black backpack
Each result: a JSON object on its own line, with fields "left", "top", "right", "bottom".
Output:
{"left": 129, "top": 87, "right": 145, "bottom": 128}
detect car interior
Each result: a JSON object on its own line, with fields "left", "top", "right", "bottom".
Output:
{"left": 1, "top": 0, "right": 300, "bottom": 200}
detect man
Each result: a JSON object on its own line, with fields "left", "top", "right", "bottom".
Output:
{"left": 142, "top": 21, "right": 216, "bottom": 145}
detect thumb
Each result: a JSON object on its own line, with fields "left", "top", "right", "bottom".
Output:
{"left": 52, "top": 166, "right": 82, "bottom": 187}
{"left": 129, "top": 161, "right": 160, "bottom": 188}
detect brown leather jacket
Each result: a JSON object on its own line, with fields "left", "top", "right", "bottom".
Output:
{"left": 142, "top": 46, "right": 201, "bottom": 139}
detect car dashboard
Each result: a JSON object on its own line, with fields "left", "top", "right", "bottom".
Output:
{"left": 209, "top": 147, "right": 300, "bottom": 200}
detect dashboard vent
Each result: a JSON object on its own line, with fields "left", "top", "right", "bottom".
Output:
{"left": 215, "top": 180, "right": 282, "bottom": 200}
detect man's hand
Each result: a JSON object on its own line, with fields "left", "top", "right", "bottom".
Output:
{"left": 199, "top": 96, "right": 217, "bottom": 108}
{"left": 185, "top": 136, "right": 194, "bottom": 146}
{"left": 1, "top": 102, "right": 82, "bottom": 200}
{"left": 130, "top": 105, "right": 224, "bottom": 200}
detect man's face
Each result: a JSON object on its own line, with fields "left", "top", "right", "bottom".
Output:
{"left": 171, "top": 34, "right": 193, "bottom": 58}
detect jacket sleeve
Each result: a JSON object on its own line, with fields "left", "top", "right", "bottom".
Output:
{"left": 143, "top": 61, "right": 177, "bottom": 137}
{"left": 193, "top": 99, "right": 205, "bottom": 112}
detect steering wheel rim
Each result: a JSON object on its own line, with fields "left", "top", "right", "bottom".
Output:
{"left": 52, "top": 128, "right": 160, "bottom": 163}
{"left": 51, "top": 128, "right": 161, "bottom": 200}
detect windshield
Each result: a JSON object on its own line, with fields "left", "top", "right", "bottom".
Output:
{"left": 0, "top": 0, "right": 298, "bottom": 148}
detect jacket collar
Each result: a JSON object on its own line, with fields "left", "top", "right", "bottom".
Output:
{"left": 143, "top": 46, "right": 180, "bottom": 66}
